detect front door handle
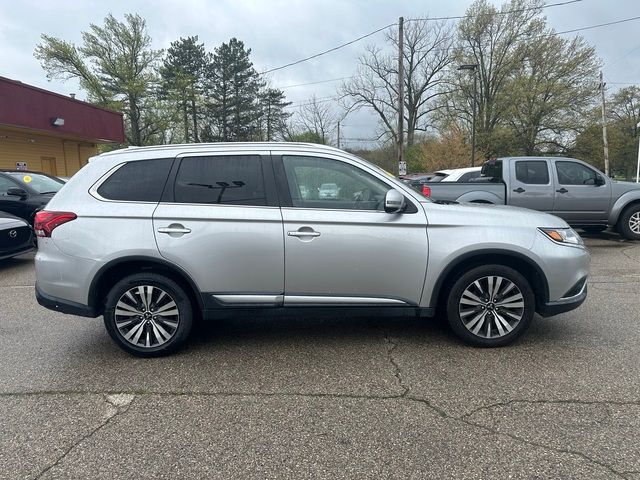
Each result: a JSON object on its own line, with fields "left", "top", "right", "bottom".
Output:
{"left": 157, "top": 224, "right": 191, "bottom": 236}
{"left": 287, "top": 231, "right": 321, "bottom": 238}
{"left": 556, "top": 188, "right": 568, "bottom": 194}
{"left": 513, "top": 187, "right": 525, "bottom": 193}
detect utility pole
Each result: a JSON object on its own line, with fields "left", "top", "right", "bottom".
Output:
{"left": 397, "top": 16, "right": 405, "bottom": 176}
{"left": 337, "top": 121, "right": 341, "bottom": 149}
{"left": 599, "top": 71, "right": 610, "bottom": 176}
{"left": 458, "top": 64, "right": 478, "bottom": 167}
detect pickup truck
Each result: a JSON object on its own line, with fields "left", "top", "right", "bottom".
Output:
{"left": 423, "top": 156, "right": 640, "bottom": 240}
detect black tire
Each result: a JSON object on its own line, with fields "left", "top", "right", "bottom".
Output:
{"left": 103, "top": 273, "right": 193, "bottom": 357}
{"left": 446, "top": 265, "right": 535, "bottom": 347}
{"left": 617, "top": 204, "right": 640, "bottom": 241}
{"left": 581, "top": 225, "right": 607, "bottom": 234}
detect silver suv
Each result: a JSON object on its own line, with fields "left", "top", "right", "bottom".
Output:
{"left": 34, "top": 143, "right": 590, "bottom": 356}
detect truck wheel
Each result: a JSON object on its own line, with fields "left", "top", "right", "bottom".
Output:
{"left": 103, "top": 273, "right": 193, "bottom": 357}
{"left": 446, "top": 265, "right": 535, "bottom": 347}
{"left": 617, "top": 204, "right": 640, "bottom": 241}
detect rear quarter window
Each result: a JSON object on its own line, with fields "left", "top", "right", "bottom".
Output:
{"left": 96, "top": 158, "right": 173, "bottom": 202}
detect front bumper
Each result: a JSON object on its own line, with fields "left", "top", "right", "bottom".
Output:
{"left": 35, "top": 283, "right": 97, "bottom": 318}
{"left": 538, "top": 278, "right": 588, "bottom": 317}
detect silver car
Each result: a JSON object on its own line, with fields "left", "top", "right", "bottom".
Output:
{"left": 34, "top": 143, "right": 590, "bottom": 356}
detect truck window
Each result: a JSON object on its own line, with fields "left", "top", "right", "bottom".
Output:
{"left": 515, "top": 161, "right": 549, "bottom": 185}
{"left": 556, "top": 161, "right": 598, "bottom": 186}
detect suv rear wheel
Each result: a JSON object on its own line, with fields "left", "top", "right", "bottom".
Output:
{"left": 103, "top": 273, "right": 193, "bottom": 357}
{"left": 617, "top": 204, "right": 640, "bottom": 241}
{"left": 446, "top": 265, "right": 535, "bottom": 347}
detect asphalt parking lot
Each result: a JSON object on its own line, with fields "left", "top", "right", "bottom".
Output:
{"left": 1, "top": 232, "right": 639, "bottom": 480}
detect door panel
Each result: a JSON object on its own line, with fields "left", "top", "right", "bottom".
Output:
{"left": 282, "top": 208, "right": 428, "bottom": 304}
{"left": 508, "top": 160, "right": 555, "bottom": 212}
{"left": 552, "top": 160, "right": 611, "bottom": 223}
{"left": 277, "top": 153, "right": 428, "bottom": 306}
{"left": 153, "top": 152, "right": 284, "bottom": 304}
{"left": 153, "top": 204, "right": 284, "bottom": 298}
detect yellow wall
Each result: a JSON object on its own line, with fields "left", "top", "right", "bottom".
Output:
{"left": 0, "top": 127, "right": 98, "bottom": 176}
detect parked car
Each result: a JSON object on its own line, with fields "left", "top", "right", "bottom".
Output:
{"left": 35, "top": 143, "right": 589, "bottom": 356}
{"left": 0, "top": 170, "right": 65, "bottom": 225}
{"left": 0, "top": 212, "right": 34, "bottom": 261}
{"left": 423, "top": 156, "right": 640, "bottom": 240}
{"left": 318, "top": 183, "right": 339, "bottom": 199}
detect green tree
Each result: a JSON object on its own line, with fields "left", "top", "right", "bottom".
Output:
{"left": 34, "top": 13, "right": 164, "bottom": 146}
{"left": 505, "top": 35, "right": 598, "bottom": 155}
{"left": 445, "top": 0, "right": 546, "bottom": 156}
{"left": 160, "top": 36, "right": 207, "bottom": 143}
{"left": 257, "top": 88, "right": 292, "bottom": 141}
{"left": 203, "top": 38, "right": 263, "bottom": 141}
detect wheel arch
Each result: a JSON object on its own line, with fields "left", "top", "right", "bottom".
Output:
{"left": 430, "top": 249, "right": 549, "bottom": 314}
{"left": 89, "top": 256, "right": 204, "bottom": 316}
{"left": 609, "top": 193, "right": 640, "bottom": 225}
{"left": 456, "top": 191, "right": 502, "bottom": 204}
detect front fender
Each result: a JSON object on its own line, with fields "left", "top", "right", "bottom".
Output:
{"left": 608, "top": 190, "right": 640, "bottom": 225}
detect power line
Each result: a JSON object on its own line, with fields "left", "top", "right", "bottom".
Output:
{"left": 538, "top": 15, "right": 640, "bottom": 38}
{"left": 279, "top": 77, "right": 352, "bottom": 89}
{"left": 259, "top": 0, "right": 583, "bottom": 76}
{"left": 410, "top": 0, "right": 582, "bottom": 22}
{"left": 260, "top": 23, "right": 395, "bottom": 75}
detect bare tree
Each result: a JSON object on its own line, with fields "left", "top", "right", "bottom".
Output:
{"left": 340, "top": 18, "right": 454, "bottom": 147}
{"left": 293, "top": 96, "right": 338, "bottom": 144}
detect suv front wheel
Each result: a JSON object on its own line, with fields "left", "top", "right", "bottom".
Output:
{"left": 446, "top": 265, "right": 535, "bottom": 347}
{"left": 103, "top": 273, "right": 193, "bottom": 357}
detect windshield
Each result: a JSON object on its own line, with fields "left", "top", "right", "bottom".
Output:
{"left": 6, "top": 172, "right": 65, "bottom": 194}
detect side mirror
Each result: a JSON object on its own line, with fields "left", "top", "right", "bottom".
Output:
{"left": 7, "top": 187, "right": 28, "bottom": 199}
{"left": 595, "top": 175, "right": 605, "bottom": 186}
{"left": 384, "top": 189, "right": 405, "bottom": 213}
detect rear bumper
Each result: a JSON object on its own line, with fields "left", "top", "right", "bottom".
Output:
{"left": 538, "top": 282, "right": 587, "bottom": 317}
{"left": 35, "top": 283, "right": 97, "bottom": 318}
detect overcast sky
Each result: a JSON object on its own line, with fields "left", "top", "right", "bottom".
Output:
{"left": 1, "top": 0, "right": 639, "bottom": 147}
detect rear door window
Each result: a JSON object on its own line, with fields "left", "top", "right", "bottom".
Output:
{"left": 515, "top": 161, "right": 550, "bottom": 184}
{"left": 97, "top": 158, "right": 173, "bottom": 202}
{"left": 173, "top": 155, "right": 266, "bottom": 206}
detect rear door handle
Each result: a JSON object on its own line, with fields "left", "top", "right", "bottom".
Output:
{"left": 513, "top": 187, "right": 525, "bottom": 193}
{"left": 556, "top": 188, "right": 568, "bottom": 194}
{"left": 157, "top": 224, "right": 191, "bottom": 235}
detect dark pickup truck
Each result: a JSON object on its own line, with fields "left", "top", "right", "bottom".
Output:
{"left": 423, "top": 156, "right": 640, "bottom": 240}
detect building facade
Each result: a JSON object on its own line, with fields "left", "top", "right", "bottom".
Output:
{"left": 0, "top": 76, "right": 125, "bottom": 176}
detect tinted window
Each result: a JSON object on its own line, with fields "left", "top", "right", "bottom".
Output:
{"left": 283, "top": 155, "right": 391, "bottom": 211}
{"left": 97, "top": 158, "right": 173, "bottom": 202}
{"left": 515, "top": 161, "right": 549, "bottom": 185}
{"left": 459, "top": 171, "right": 481, "bottom": 182}
{"left": 174, "top": 156, "right": 266, "bottom": 206}
{"left": 556, "top": 161, "right": 599, "bottom": 185}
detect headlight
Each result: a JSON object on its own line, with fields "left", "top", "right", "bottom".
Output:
{"left": 539, "top": 227, "right": 584, "bottom": 246}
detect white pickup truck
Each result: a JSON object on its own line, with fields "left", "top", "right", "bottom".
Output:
{"left": 422, "top": 156, "right": 640, "bottom": 240}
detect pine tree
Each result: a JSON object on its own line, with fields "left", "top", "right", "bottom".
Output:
{"left": 204, "top": 38, "right": 262, "bottom": 141}
{"left": 258, "top": 88, "right": 292, "bottom": 141}
{"left": 160, "top": 36, "right": 207, "bottom": 142}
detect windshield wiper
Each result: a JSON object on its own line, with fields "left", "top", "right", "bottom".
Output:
{"left": 39, "top": 191, "right": 59, "bottom": 195}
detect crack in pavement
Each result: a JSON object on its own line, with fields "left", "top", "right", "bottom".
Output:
{"left": 461, "top": 398, "right": 640, "bottom": 420}
{"left": 381, "top": 328, "right": 409, "bottom": 397}
{"left": 31, "top": 393, "right": 136, "bottom": 480}
{"left": 1, "top": 389, "right": 635, "bottom": 479}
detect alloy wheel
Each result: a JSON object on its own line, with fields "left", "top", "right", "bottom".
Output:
{"left": 629, "top": 212, "right": 640, "bottom": 235}
{"left": 458, "top": 276, "right": 524, "bottom": 339}
{"left": 114, "top": 285, "right": 180, "bottom": 348}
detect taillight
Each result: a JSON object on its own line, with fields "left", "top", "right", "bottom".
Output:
{"left": 34, "top": 211, "right": 77, "bottom": 237}
{"left": 422, "top": 185, "right": 431, "bottom": 197}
